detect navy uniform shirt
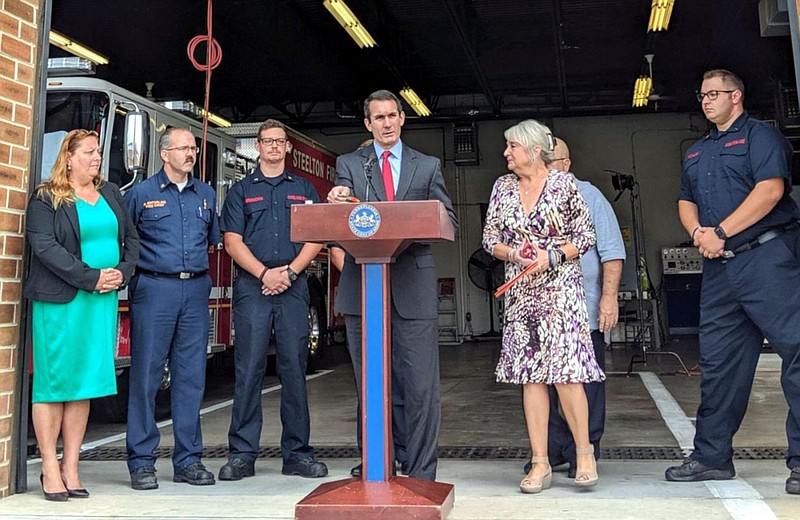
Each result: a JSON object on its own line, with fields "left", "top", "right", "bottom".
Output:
{"left": 679, "top": 112, "right": 800, "bottom": 250}
{"left": 124, "top": 168, "right": 220, "bottom": 273}
{"left": 220, "top": 168, "right": 319, "bottom": 274}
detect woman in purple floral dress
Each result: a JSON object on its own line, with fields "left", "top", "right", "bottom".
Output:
{"left": 482, "top": 119, "right": 604, "bottom": 493}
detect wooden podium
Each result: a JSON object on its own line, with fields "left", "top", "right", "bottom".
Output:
{"left": 291, "top": 200, "right": 456, "bottom": 520}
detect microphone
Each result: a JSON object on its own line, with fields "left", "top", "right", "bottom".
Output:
{"left": 363, "top": 153, "right": 378, "bottom": 202}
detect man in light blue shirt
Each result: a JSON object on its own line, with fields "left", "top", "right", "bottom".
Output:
{"left": 524, "top": 137, "right": 625, "bottom": 477}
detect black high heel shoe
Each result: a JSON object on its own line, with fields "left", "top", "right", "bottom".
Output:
{"left": 59, "top": 463, "right": 90, "bottom": 497}
{"left": 39, "top": 474, "right": 69, "bottom": 502}
{"left": 62, "top": 477, "right": 90, "bottom": 498}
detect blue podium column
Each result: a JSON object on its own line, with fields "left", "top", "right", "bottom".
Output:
{"left": 362, "top": 262, "right": 393, "bottom": 482}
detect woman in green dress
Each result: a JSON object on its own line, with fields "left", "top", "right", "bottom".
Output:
{"left": 24, "top": 129, "right": 139, "bottom": 500}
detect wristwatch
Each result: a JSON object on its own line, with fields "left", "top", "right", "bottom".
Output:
{"left": 714, "top": 225, "right": 728, "bottom": 240}
{"left": 286, "top": 267, "right": 298, "bottom": 282}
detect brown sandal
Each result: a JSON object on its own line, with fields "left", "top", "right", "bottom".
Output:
{"left": 520, "top": 456, "right": 552, "bottom": 494}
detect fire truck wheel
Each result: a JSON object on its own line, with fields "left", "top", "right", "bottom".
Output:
{"left": 89, "top": 369, "right": 171, "bottom": 423}
{"left": 306, "top": 280, "right": 327, "bottom": 373}
{"left": 90, "top": 369, "right": 130, "bottom": 423}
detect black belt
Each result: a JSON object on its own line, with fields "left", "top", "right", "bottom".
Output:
{"left": 722, "top": 221, "right": 800, "bottom": 259}
{"left": 137, "top": 269, "right": 208, "bottom": 279}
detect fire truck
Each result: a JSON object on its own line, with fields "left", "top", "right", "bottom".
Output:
{"left": 39, "top": 58, "right": 339, "bottom": 421}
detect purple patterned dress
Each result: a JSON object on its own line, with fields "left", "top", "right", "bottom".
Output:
{"left": 482, "top": 170, "right": 605, "bottom": 385}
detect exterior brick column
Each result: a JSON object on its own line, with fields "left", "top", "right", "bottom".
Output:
{"left": 0, "top": 0, "right": 42, "bottom": 498}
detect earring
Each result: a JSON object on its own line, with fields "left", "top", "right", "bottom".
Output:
{"left": 67, "top": 165, "right": 72, "bottom": 171}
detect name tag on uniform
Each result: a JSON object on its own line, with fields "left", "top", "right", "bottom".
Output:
{"left": 245, "top": 196, "right": 264, "bottom": 204}
{"left": 724, "top": 138, "right": 746, "bottom": 148}
{"left": 143, "top": 200, "right": 167, "bottom": 209}
{"left": 287, "top": 195, "right": 307, "bottom": 201}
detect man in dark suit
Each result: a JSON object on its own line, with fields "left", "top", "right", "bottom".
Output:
{"left": 327, "top": 89, "right": 457, "bottom": 481}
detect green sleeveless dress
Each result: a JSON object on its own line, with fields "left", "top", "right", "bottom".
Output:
{"left": 31, "top": 195, "right": 120, "bottom": 403}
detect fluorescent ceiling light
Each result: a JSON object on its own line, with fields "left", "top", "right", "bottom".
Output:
{"left": 632, "top": 76, "right": 653, "bottom": 107}
{"left": 323, "top": 0, "right": 376, "bottom": 48}
{"left": 201, "top": 109, "right": 232, "bottom": 128}
{"left": 49, "top": 30, "right": 109, "bottom": 65}
{"left": 400, "top": 88, "right": 432, "bottom": 117}
{"left": 647, "top": 0, "right": 675, "bottom": 32}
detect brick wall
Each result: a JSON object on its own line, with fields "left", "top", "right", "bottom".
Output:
{"left": 0, "top": 0, "right": 41, "bottom": 498}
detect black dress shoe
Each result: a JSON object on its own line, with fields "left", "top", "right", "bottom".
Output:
{"left": 130, "top": 466, "right": 158, "bottom": 490}
{"left": 352, "top": 460, "right": 404, "bottom": 477}
{"left": 39, "top": 474, "right": 68, "bottom": 502}
{"left": 394, "top": 458, "right": 410, "bottom": 475}
{"left": 665, "top": 459, "right": 735, "bottom": 482}
{"left": 282, "top": 457, "right": 328, "bottom": 478}
{"left": 218, "top": 458, "right": 255, "bottom": 481}
{"left": 173, "top": 462, "right": 215, "bottom": 485}
{"left": 787, "top": 468, "right": 800, "bottom": 495}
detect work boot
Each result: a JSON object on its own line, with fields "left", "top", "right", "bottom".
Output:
{"left": 787, "top": 468, "right": 800, "bottom": 495}
{"left": 282, "top": 457, "right": 328, "bottom": 478}
{"left": 665, "top": 458, "right": 735, "bottom": 482}
{"left": 173, "top": 462, "right": 215, "bottom": 486}
{"left": 218, "top": 458, "right": 255, "bottom": 481}
{"left": 130, "top": 466, "right": 158, "bottom": 490}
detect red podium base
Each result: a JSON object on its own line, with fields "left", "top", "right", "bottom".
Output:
{"left": 295, "top": 476, "right": 455, "bottom": 520}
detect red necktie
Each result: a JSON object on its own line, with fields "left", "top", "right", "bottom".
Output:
{"left": 381, "top": 150, "right": 394, "bottom": 201}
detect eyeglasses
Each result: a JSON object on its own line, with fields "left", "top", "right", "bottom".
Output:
{"left": 696, "top": 90, "right": 736, "bottom": 102}
{"left": 164, "top": 145, "right": 200, "bottom": 154}
{"left": 552, "top": 157, "right": 569, "bottom": 162}
{"left": 258, "top": 137, "right": 288, "bottom": 146}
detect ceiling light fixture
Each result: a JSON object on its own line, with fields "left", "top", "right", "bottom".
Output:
{"left": 632, "top": 54, "right": 656, "bottom": 107}
{"left": 647, "top": 0, "right": 675, "bottom": 32}
{"left": 201, "top": 109, "right": 233, "bottom": 128}
{"left": 323, "top": 0, "right": 377, "bottom": 49}
{"left": 399, "top": 88, "right": 432, "bottom": 117}
{"left": 49, "top": 30, "right": 109, "bottom": 65}
{"left": 632, "top": 76, "right": 653, "bottom": 107}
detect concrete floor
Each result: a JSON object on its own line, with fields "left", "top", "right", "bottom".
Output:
{"left": 3, "top": 337, "right": 797, "bottom": 519}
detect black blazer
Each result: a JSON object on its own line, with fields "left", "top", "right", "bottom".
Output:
{"left": 24, "top": 182, "right": 140, "bottom": 303}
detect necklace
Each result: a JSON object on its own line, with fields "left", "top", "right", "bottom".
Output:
{"left": 522, "top": 170, "right": 548, "bottom": 194}
{"left": 520, "top": 178, "right": 538, "bottom": 196}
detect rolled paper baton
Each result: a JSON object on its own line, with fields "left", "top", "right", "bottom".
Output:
{"left": 494, "top": 262, "right": 538, "bottom": 298}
